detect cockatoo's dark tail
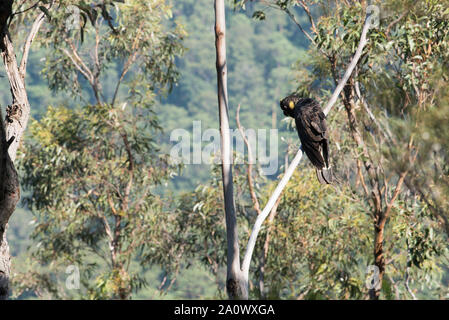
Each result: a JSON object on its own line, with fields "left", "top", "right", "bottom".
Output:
{"left": 316, "top": 167, "right": 333, "bottom": 184}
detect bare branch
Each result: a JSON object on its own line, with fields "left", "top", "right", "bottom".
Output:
{"left": 381, "top": 171, "right": 406, "bottom": 225}
{"left": 297, "top": 0, "right": 318, "bottom": 35}
{"left": 357, "top": 159, "right": 370, "bottom": 197}
{"left": 242, "top": 148, "right": 304, "bottom": 274}
{"left": 354, "top": 78, "right": 395, "bottom": 143}
{"left": 241, "top": 13, "right": 373, "bottom": 275}
{"left": 19, "top": 8, "right": 47, "bottom": 78}
{"left": 68, "top": 41, "right": 94, "bottom": 81}
{"left": 12, "top": 1, "right": 39, "bottom": 16}
{"left": 99, "top": 211, "right": 116, "bottom": 265}
{"left": 236, "top": 104, "right": 261, "bottom": 214}
{"left": 284, "top": 7, "right": 315, "bottom": 44}
{"left": 111, "top": 24, "right": 143, "bottom": 106}
{"left": 259, "top": 194, "right": 281, "bottom": 297}
{"left": 386, "top": 10, "right": 409, "bottom": 38}
{"left": 61, "top": 47, "right": 94, "bottom": 86}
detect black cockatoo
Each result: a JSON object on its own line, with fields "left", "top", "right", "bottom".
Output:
{"left": 280, "top": 94, "right": 332, "bottom": 184}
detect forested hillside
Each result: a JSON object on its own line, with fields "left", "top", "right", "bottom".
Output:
{"left": 1, "top": 0, "right": 448, "bottom": 301}
{"left": 159, "top": 0, "right": 307, "bottom": 191}
{"left": 4, "top": 0, "right": 308, "bottom": 299}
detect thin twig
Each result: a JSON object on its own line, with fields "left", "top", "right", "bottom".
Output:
{"left": 297, "top": 0, "right": 318, "bottom": 35}
{"left": 61, "top": 47, "right": 93, "bottom": 85}
{"left": 354, "top": 78, "right": 395, "bottom": 143}
{"left": 386, "top": 10, "right": 409, "bottom": 38}
{"left": 12, "top": 1, "right": 39, "bottom": 16}
{"left": 236, "top": 104, "right": 261, "bottom": 214}
{"left": 284, "top": 7, "right": 315, "bottom": 44}
{"left": 111, "top": 24, "right": 143, "bottom": 106}
{"left": 323, "top": 16, "right": 371, "bottom": 114}
{"left": 19, "top": 5, "right": 49, "bottom": 78}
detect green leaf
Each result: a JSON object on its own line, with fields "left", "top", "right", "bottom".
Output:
{"left": 39, "top": 6, "right": 51, "bottom": 21}
{"left": 252, "top": 11, "right": 266, "bottom": 21}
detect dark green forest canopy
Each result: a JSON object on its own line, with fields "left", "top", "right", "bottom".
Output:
{"left": 0, "top": 0, "right": 306, "bottom": 188}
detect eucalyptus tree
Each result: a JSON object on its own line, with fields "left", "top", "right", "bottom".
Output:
{"left": 13, "top": 0, "right": 186, "bottom": 299}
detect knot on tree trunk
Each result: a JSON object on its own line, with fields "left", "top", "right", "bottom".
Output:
{"left": 6, "top": 104, "right": 22, "bottom": 123}
{"left": 226, "top": 278, "right": 246, "bottom": 300}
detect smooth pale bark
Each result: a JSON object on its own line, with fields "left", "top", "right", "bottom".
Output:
{"left": 214, "top": 0, "right": 248, "bottom": 299}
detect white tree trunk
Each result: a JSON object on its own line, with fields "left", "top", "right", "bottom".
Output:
{"left": 214, "top": 0, "right": 248, "bottom": 299}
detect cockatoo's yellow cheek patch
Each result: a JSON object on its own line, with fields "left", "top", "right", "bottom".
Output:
{"left": 289, "top": 101, "right": 295, "bottom": 110}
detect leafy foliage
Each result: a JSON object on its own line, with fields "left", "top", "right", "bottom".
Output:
{"left": 12, "top": 0, "right": 186, "bottom": 300}
{"left": 38, "top": 0, "right": 186, "bottom": 103}
{"left": 16, "top": 102, "right": 183, "bottom": 299}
